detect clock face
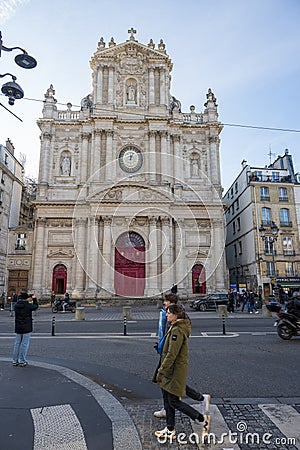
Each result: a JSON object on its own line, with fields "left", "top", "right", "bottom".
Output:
{"left": 119, "top": 146, "right": 143, "bottom": 173}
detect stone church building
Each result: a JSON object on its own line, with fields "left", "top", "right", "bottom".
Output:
{"left": 17, "top": 30, "right": 227, "bottom": 298}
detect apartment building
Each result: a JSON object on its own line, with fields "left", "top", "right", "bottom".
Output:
{"left": 223, "top": 150, "right": 300, "bottom": 300}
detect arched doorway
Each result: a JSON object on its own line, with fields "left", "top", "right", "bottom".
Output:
{"left": 114, "top": 232, "right": 145, "bottom": 296}
{"left": 192, "top": 264, "right": 206, "bottom": 294}
{"left": 52, "top": 264, "right": 67, "bottom": 295}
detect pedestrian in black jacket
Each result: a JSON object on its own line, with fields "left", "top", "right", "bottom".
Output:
{"left": 12, "top": 292, "right": 38, "bottom": 366}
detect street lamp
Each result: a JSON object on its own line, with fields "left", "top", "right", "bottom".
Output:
{"left": 0, "top": 31, "right": 37, "bottom": 106}
{"left": 259, "top": 221, "right": 279, "bottom": 298}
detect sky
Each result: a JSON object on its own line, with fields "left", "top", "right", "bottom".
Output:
{"left": 0, "top": 0, "right": 300, "bottom": 192}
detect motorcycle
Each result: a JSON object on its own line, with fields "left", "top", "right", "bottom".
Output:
{"left": 274, "top": 311, "right": 300, "bottom": 340}
{"left": 52, "top": 298, "right": 76, "bottom": 313}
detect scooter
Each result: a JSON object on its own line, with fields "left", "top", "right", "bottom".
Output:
{"left": 274, "top": 311, "right": 300, "bottom": 340}
{"left": 52, "top": 298, "right": 76, "bottom": 313}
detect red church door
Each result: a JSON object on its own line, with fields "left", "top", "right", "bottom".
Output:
{"left": 52, "top": 264, "right": 67, "bottom": 295}
{"left": 192, "top": 264, "right": 206, "bottom": 294}
{"left": 114, "top": 232, "right": 145, "bottom": 297}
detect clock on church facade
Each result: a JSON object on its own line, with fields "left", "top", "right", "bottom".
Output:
{"left": 119, "top": 146, "right": 143, "bottom": 173}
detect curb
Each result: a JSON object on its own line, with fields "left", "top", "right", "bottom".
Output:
{"left": 0, "top": 357, "right": 142, "bottom": 450}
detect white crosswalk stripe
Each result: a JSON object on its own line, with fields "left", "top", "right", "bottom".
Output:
{"left": 31, "top": 404, "right": 88, "bottom": 450}
{"left": 259, "top": 404, "right": 300, "bottom": 448}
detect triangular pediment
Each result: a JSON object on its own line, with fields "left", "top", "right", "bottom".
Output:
{"left": 91, "top": 39, "right": 173, "bottom": 71}
{"left": 87, "top": 184, "right": 173, "bottom": 203}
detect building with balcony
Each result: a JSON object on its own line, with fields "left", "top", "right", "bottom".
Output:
{"left": 0, "top": 139, "right": 23, "bottom": 297}
{"left": 223, "top": 150, "right": 300, "bottom": 300}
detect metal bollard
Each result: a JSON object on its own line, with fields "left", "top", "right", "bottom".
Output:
{"left": 51, "top": 316, "right": 55, "bottom": 336}
{"left": 123, "top": 315, "right": 127, "bottom": 336}
{"left": 218, "top": 305, "right": 228, "bottom": 335}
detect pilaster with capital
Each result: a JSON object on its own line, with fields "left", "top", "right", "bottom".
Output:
{"left": 108, "top": 66, "right": 114, "bottom": 104}
{"left": 92, "top": 130, "right": 102, "bottom": 182}
{"left": 80, "top": 133, "right": 90, "bottom": 182}
{"left": 32, "top": 219, "right": 47, "bottom": 292}
{"left": 172, "top": 135, "right": 183, "bottom": 183}
{"left": 160, "top": 131, "right": 168, "bottom": 181}
{"left": 174, "top": 219, "right": 186, "bottom": 290}
{"left": 101, "top": 216, "right": 113, "bottom": 294}
{"left": 96, "top": 65, "right": 103, "bottom": 104}
{"left": 159, "top": 68, "right": 166, "bottom": 105}
{"left": 149, "top": 68, "right": 155, "bottom": 104}
{"left": 39, "top": 133, "right": 52, "bottom": 185}
{"left": 146, "top": 216, "right": 159, "bottom": 295}
{"left": 73, "top": 218, "right": 87, "bottom": 291}
{"left": 161, "top": 217, "right": 172, "bottom": 291}
{"left": 148, "top": 131, "right": 156, "bottom": 181}
{"left": 86, "top": 217, "right": 99, "bottom": 290}
{"left": 210, "top": 218, "right": 226, "bottom": 290}
{"left": 208, "top": 135, "right": 221, "bottom": 185}
{"left": 105, "top": 131, "right": 114, "bottom": 180}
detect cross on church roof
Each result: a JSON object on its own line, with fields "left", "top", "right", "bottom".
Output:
{"left": 128, "top": 27, "right": 137, "bottom": 40}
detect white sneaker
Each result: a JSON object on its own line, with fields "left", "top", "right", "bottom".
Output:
{"left": 153, "top": 407, "right": 166, "bottom": 418}
{"left": 155, "top": 426, "right": 176, "bottom": 441}
{"left": 201, "top": 394, "right": 211, "bottom": 415}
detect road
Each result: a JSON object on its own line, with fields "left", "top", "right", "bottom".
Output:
{"left": 0, "top": 307, "right": 299, "bottom": 400}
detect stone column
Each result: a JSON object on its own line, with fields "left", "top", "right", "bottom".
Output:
{"left": 208, "top": 136, "right": 221, "bottom": 185}
{"left": 87, "top": 217, "right": 99, "bottom": 292}
{"left": 160, "top": 131, "right": 168, "bottom": 181}
{"left": 32, "top": 219, "right": 46, "bottom": 293}
{"left": 73, "top": 218, "right": 87, "bottom": 293}
{"left": 93, "top": 130, "right": 101, "bottom": 182}
{"left": 148, "top": 131, "right": 156, "bottom": 181}
{"left": 105, "top": 131, "right": 114, "bottom": 181}
{"left": 146, "top": 216, "right": 159, "bottom": 295}
{"left": 174, "top": 219, "right": 186, "bottom": 291}
{"left": 39, "top": 133, "right": 52, "bottom": 185}
{"left": 96, "top": 66, "right": 103, "bottom": 104}
{"left": 101, "top": 216, "right": 113, "bottom": 295}
{"left": 211, "top": 218, "right": 226, "bottom": 290}
{"left": 161, "top": 217, "right": 172, "bottom": 292}
{"left": 173, "top": 135, "right": 182, "bottom": 183}
{"left": 159, "top": 68, "right": 165, "bottom": 105}
{"left": 108, "top": 66, "right": 114, "bottom": 104}
{"left": 80, "top": 133, "right": 90, "bottom": 183}
{"left": 149, "top": 68, "right": 155, "bottom": 104}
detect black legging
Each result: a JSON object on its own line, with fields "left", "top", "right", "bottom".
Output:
{"left": 162, "top": 389, "right": 204, "bottom": 430}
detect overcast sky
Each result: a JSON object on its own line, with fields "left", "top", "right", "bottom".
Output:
{"left": 1, "top": 0, "right": 299, "bottom": 192}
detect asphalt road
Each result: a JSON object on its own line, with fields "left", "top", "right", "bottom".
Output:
{"left": 0, "top": 308, "right": 299, "bottom": 402}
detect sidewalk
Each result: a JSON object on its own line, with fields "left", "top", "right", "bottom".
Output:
{"left": 0, "top": 357, "right": 141, "bottom": 450}
{"left": 1, "top": 357, "right": 299, "bottom": 450}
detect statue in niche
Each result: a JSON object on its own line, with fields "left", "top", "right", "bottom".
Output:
{"left": 191, "top": 156, "right": 199, "bottom": 177}
{"left": 61, "top": 156, "right": 71, "bottom": 176}
{"left": 127, "top": 84, "right": 136, "bottom": 103}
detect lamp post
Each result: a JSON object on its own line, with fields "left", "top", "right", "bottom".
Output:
{"left": 259, "top": 221, "right": 279, "bottom": 299}
{"left": 0, "top": 31, "right": 37, "bottom": 108}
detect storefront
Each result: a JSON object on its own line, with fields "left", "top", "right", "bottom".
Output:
{"left": 276, "top": 277, "right": 300, "bottom": 301}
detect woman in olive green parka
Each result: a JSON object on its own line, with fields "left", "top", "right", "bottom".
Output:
{"left": 153, "top": 304, "right": 206, "bottom": 441}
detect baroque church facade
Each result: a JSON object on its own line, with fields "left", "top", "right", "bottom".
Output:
{"left": 30, "top": 30, "right": 227, "bottom": 298}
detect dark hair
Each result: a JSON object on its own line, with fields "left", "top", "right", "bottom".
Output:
{"left": 164, "top": 293, "right": 179, "bottom": 304}
{"left": 167, "top": 303, "right": 185, "bottom": 318}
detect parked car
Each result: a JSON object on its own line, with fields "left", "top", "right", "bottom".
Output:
{"left": 192, "top": 293, "right": 228, "bottom": 311}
